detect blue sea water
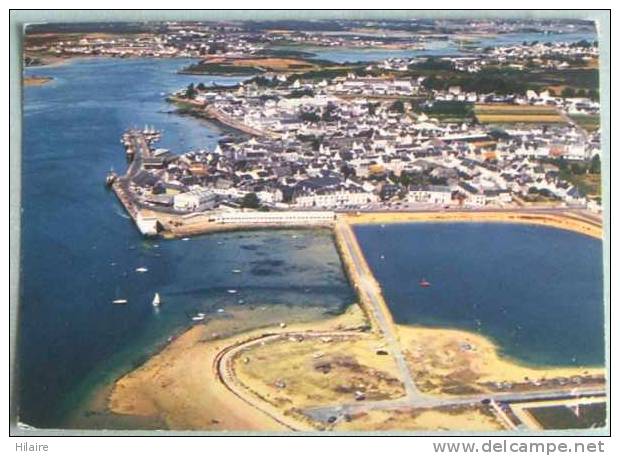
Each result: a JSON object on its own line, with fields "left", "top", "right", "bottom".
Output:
{"left": 354, "top": 223, "right": 605, "bottom": 367}
{"left": 19, "top": 58, "right": 355, "bottom": 428}
{"left": 282, "top": 31, "right": 596, "bottom": 63}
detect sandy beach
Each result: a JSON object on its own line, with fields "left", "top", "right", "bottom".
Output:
{"left": 342, "top": 211, "right": 602, "bottom": 239}
{"left": 23, "top": 76, "right": 53, "bottom": 86}
{"left": 107, "top": 304, "right": 369, "bottom": 431}
{"left": 397, "top": 325, "right": 605, "bottom": 397}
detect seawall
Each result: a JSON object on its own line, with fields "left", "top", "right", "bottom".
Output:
{"left": 343, "top": 211, "right": 603, "bottom": 240}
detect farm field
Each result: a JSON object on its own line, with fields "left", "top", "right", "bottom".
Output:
{"left": 569, "top": 114, "right": 600, "bottom": 132}
{"left": 475, "top": 104, "right": 565, "bottom": 124}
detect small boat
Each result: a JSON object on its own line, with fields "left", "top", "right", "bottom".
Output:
{"left": 227, "top": 289, "right": 238, "bottom": 294}
{"left": 192, "top": 315, "right": 205, "bottom": 321}
{"left": 135, "top": 267, "right": 148, "bottom": 273}
{"left": 181, "top": 237, "right": 190, "bottom": 241}
{"left": 105, "top": 170, "right": 117, "bottom": 187}
{"left": 231, "top": 269, "right": 242, "bottom": 273}
{"left": 113, "top": 299, "right": 128, "bottom": 305}
{"left": 217, "top": 308, "right": 225, "bottom": 313}
{"left": 419, "top": 279, "right": 431, "bottom": 288}
{"left": 152, "top": 292, "right": 161, "bottom": 307}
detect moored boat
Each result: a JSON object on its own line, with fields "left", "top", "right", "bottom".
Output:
{"left": 419, "top": 278, "right": 431, "bottom": 288}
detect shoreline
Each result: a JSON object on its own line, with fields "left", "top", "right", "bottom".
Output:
{"left": 342, "top": 210, "right": 602, "bottom": 240}
{"left": 23, "top": 76, "right": 53, "bottom": 86}
{"left": 105, "top": 304, "right": 369, "bottom": 431}
{"left": 100, "top": 213, "right": 605, "bottom": 430}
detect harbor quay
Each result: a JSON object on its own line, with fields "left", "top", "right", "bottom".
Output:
{"left": 108, "top": 128, "right": 602, "bottom": 240}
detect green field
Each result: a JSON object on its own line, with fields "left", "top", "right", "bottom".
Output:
{"left": 527, "top": 402, "right": 606, "bottom": 430}
{"left": 569, "top": 114, "right": 601, "bottom": 132}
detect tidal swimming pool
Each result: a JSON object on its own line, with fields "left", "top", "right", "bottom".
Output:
{"left": 354, "top": 222, "right": 605, "bottom": 367}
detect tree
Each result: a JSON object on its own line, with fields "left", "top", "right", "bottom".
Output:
{"left": 590, "top": 155, "right": 601, "bottom": 174}
{"left": 241, "top": 192, "right": 260, "bottom": 209}
{"left": 185, "top": 83, "right": 197, "bottom": 99}
{"left": 389, "top": 100, "right": 405, "bottom": 114}
{"left": 561, "top": 87, "right": 576, "bottom": 98}
{"left": 300, "top": 111, "right": 321, "bottom": 123}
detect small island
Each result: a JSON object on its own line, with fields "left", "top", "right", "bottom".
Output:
{"left": 23, "top": 75, "right": 53, "bottom": 86}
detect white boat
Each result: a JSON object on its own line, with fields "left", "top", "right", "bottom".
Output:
{"left": 181, "top": 237, "right": 190, "bottom": 241}
{"left": 227, "top": 289, "right": 238, "bottom": 294}
{"left": 152, "top": 293, "right": 161, "bottom": 307}
{"left": 136, "top": 267, "right": 148, "bottom": 273}
{"left": 192, "top": 315, "right": 205, "bottom": 321}
{"left": 217, "top": 308, "right": 225, "bottom": 313}
{"left": 231, "top": 269, "right": 242, "bottom": 273}
{"left": 112, "top": 299, "right": 128, "bottom": 305}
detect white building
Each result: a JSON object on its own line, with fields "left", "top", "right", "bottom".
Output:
{"left": 173, "top": 189, "right": 217, "bottom": 211}
{"left": 407, "top": 185, "right": 453, "bottom": 205}
{"left": 211, "top": 210, "right": 335, "bottom": 225}
{"left": 294, "top": 189, "right": 379, "bottom": 208}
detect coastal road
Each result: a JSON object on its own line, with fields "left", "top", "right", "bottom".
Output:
{"left": 214, "top": 330, "right": 364, "bottom": 431}
{"left": 302, "top": 385, "right": 607, "bottom": 424}
{"left": 335, "top": 221, "right": 421, "bottom": 401}
{"left": 320, "top": 220, "right": 607, "bottom": 426}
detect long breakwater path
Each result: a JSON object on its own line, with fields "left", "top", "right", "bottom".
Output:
{"left": 334, "top": 221, "right": 421, "bottom": 400}
{"left": 322, "top": 219, "right": 606, "bottom": 426}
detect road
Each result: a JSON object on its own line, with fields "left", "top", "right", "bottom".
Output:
{"left": 336, "top": 221, "right": 421, "bottom": 400}
{"left": 314, "top": 220, "right": 606, "bottom": 426}
{"left": 215, "top": 330, "right": 363, "bottom": 431}
{"left": 303, "top": 386, "right": 606, "bottom": 424}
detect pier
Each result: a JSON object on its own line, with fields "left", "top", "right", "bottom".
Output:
{"left": 110, "top": 128, "right": 162, "bottom": 236}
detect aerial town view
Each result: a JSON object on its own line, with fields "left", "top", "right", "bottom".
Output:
{"left": 16, "top": 14, "right": 607, "bottom": 434}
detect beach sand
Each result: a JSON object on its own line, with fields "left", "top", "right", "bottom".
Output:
{"left": 23, "top": 76, "right": 53, "bottom": 86}
{"left": 342, "top": 211, "right": 602, "bottom": 239}
{"left": 107, "top": 304, "right": 369, "bottom": 431}
{"left": 397, "top": 325, "right": 605, "bottom": 397}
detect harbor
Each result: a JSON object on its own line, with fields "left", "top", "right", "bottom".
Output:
{"left": 18, "top": 24, "right": 607, "bottom": 432}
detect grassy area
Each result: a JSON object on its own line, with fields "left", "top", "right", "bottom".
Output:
{"left": 475, "top": 104, "right": 565, "bottom": 124}
{"left": 335, "top": 405, "right": 505, "bottom": 431}
{"left": 419, "top": 100, "right": 474, "bottom": 122}
{"left": 569, "top": 114, "right": 600, "bottom": 132}
{"left": 180, "top": 62, "right": 264, "bottom": 75}
{"left": 564, "top": 173, "right": 601, "bottom": 197}
{"left": 180, "top": 56, "right": 321, "bottom": 75}
{"left": 233, "top": 334, "right": 406, "bottom": 409}
{"left": 526, "top": 402, "right": 606, "bottom": 430}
